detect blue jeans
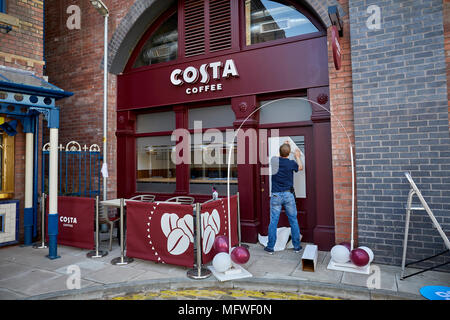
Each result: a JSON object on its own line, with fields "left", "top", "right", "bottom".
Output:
{"left": 267, "top": 191, "right": 301, "bottom": 250}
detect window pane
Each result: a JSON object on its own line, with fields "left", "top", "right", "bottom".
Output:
{"left": 190, "top": 139, "right": 238, "bottom": 195}
{"left": 133, "top": 13, "right": 178, "bottom": 68}
{"left": 136, "top": 136, "right": 176, "bottom": 193}
{"left": 188, "top": 105, "right": 235, "bottom": 129}
{"left": 245, "top": 0, "right": 319, "bottom": 45}
{"left": 259, "top": 98, "right": 312, "bottom": 124}
{"left": 136, "top": 111, "right": 175, "bottom": 134}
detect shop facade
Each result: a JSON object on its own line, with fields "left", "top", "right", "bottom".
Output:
{"left": 115, "top": 0, "right": 336, "bottom": 249}
{"left": 41, "top": 0, "right": 450, "bottom": 268}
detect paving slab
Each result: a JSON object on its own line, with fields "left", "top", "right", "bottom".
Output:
{"left": 0, "top": 261, "right": 34, "bottom": 281}
{"left": 341, "top": 264, "right": 398, "bottom": 292}
{"left": 291, "top": 257, "right": 344, "bottom": 284}
{"left": 396, "top": 269, "right": 450, "bottom": 296}
{"left": 83, "top": 264, "right": 146, "bottom": 284}
{"left": 0, "top": 288, "right": 27, "bottom": 300}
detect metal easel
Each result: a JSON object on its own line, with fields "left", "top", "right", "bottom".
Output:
{"left": 400, "top": 172, "right": 450, "bottom": 280}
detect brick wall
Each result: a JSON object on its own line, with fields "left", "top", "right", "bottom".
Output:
{"left": 45, "top": 0, "right": 136, "bottom": 200}
{"left": 329, "top": 0, "right": 357, "bottom": 246}
{"left": 0, "top": 0, "right": 45, "bottom": 242}
{"left": 0, "top": 0, "right": 44, "bottom": 76}
{"left": 445, "top": 0, "right": 450, "bottom": 125}
{"left": 349, "top": 0, "right": 450, "bottom": 268}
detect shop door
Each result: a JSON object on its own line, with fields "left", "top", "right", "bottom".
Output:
{"left": 259, "top": 126, "right": 316, "bottom": 244}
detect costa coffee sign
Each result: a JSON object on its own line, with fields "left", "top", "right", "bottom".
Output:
{"left": 170, "top": 59, "right": 239, "bottom": 95}
{"left": 331, "top": 25, "right": 342, "bottom": 70}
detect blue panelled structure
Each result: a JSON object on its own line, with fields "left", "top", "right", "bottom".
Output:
{"left": 0, "top": 65, "right": 72, "bottom": 259}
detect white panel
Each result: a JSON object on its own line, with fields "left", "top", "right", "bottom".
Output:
{"left": 259, "top": 98, "right": 312, "bottom": 124}
{"left": 136, "top": 112, "right": 175, "bottom": 133}
{"left": 189, "top": 105, "right": 234, "bottom": 129}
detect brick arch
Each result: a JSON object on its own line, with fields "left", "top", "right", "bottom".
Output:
{"left": 107, "top": 0, "right": 346, "bottom": 75}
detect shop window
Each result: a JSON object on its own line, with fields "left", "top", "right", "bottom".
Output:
{"left": 259, "top": 98, "right": 312, "bottom": 124}
{"left": 245, "top": 0, "right": 319, "bottom": 46}
{"left": 136, "top": 136, "right": 176, "bottom": 193}
{"left": 136, "top": 111, "right": 175, "bottom": 134}
{"left": 0, "top": 118, "right": 15, "bottom": 199}
{"left": 188, "top": 104, "right": 237, "bottom": 195}
{"left": 190, "top": 139, "right": 238, "bottom": 195}
{"left": 133, "top": 12, "right": 178, "bottom": 68}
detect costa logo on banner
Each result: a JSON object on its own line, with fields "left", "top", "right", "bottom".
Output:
{"left": 331, "top": 25, "right": 342, "bottom": 70}
{"left": 45, "top": 196, "right": 95, "bottom": 250}
{"left": 200, "top": 196, "right": 239, "bottom": 264}
{"left": 126, "top": 201, "right": 195, "bottom": 268}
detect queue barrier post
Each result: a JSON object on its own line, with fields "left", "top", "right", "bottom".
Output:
{"left": 33, "top": 193, "right": 48, "bottom": 249}
{"left": 236, "top": 192, "right": 248, "bottom": 249}
{"left": 187, "top": 202, "right": 211, "bottom": 279}
{"left": 111, "top": 198, "right": 133, "bottom": 265}
{"left": 87, "top": 195, "right": 108, "bottom": 258}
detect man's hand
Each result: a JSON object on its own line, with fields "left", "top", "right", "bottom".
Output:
{"left": 294, "top": 149, "right": 303, "bottom": 171}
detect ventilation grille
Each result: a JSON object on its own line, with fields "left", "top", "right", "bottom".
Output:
{"left": 209, "top": 0, "right": 232, "bottom": 52}
{"left": 184, "top": 0, "right": 205, "bottom": 57}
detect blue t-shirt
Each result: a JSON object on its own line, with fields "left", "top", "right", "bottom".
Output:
{"left": 271, "top": 157, "right": 299, "bottom": 193}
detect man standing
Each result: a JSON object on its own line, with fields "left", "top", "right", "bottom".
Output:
{"left": 264, "top": 141, "right": 303, "bottom": 254}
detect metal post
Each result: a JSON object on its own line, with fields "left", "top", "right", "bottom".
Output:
{"left": 187, "top": 203, "right": 211, "bottom": 279}
{"left": 47, "top": 127, "right": 60, "bottom": 260}
{"left": 102, "top": 14, "right": 108, "bottom": 208}
{"left": 87, "top": 195, "right": 108, "bottom": 258}
{"left": 33, "top": 193, "right": 48, "bottom": 249}
{"left": 23, "top": 132, "right": 34, "bottom": 246}
{"left": 111, "top": 198, "right": 133, "bottom": 265}
{"left": 400, "top": 189, "right": 414, "bottom": 280}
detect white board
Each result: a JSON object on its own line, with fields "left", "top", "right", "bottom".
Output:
{"left": 268, "top": 136, "right": 306, "bottom": 198}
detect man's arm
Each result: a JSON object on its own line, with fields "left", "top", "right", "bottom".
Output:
{"left": 294, "top": 149, "right": 303, "bottom": 171}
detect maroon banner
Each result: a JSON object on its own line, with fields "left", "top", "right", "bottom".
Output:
{"left": 126, "top": 201, "right": 195, "bottom": 268}
{"left": 45, "top": 196, "right": 95, "bottom": 250}
{"left": 201, "top": 196, "right": 239, "bottom": 264}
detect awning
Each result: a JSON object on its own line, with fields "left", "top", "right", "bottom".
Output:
{"left": 0, "top": 65, "right": 73, "bottom": 99}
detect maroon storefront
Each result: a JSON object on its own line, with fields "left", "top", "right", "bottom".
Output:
{"left": 116, "top": 0, "right": 335, "bottom": 250}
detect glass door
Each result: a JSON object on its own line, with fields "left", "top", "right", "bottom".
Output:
{"left": 259, "top": 126, "right": 315, "bottom": 244}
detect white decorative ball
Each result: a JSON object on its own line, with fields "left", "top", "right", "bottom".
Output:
{"left": 358, "top": 246, "right": 374, "bottom": 263}
{"left": 212, "top": 252, "right": 232, "bottom": 273}
{"left": 331, "top": 245, "right": 351, "bottom": 263}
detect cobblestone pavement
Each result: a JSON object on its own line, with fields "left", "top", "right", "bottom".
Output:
{"left": 112, "top": 288, "right": 340, "bottom": 300}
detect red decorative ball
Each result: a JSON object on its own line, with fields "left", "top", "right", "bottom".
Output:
{"left": 213, "top": 235, "right": 229, "bottom": 254}
{"left": 339, "top": 242, "right": 351, "bottom": 252}
{"left": 230, "top": 246, "right": 250, "bottom": 264}
{"left": 350, "top": 248, "right": 370, "bottom": 267}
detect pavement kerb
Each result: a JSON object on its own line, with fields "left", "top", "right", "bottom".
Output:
{"left": 22, "top": 276, "right": 423, "bottom": 300}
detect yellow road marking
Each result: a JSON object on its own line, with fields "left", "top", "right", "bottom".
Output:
{"left": 112, "top": 288, "right": 339, "bottom": 300}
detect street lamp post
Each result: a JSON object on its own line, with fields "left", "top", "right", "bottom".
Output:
{"left": 90, "top": 0, "right": 109, "bottom": 211}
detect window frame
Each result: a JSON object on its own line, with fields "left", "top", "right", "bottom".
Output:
{"left": 124, "top": 5, "right": 179, "bottom": 72}
{"left": 125, "top": 0, "right": 241, "bottom": 73}
{"left": 239, "top": 0, "right": 326, "bottom": 51}
{"left": 0, "top": 117, "right": 15, "bottom": 200}
{"left": 186, "top": 100, "right": 238, "bottom": 195}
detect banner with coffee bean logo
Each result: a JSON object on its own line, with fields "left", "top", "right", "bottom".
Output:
{"left": 200, "top": 196, "right": 239, "bottom": 264}
{"left": 126, "top": 201, "right": 195, "bottom": 268}
{"left": 45, "top": 196, "right": 95, "bottom": 250}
